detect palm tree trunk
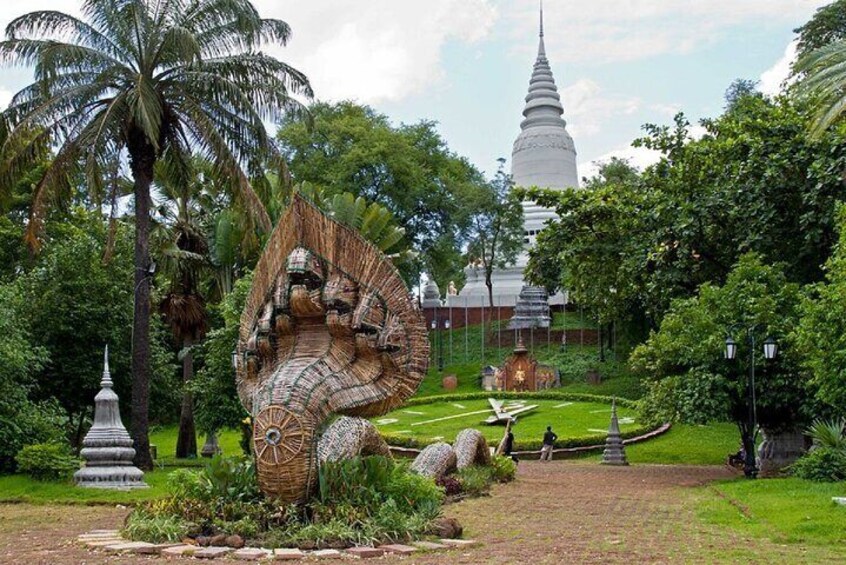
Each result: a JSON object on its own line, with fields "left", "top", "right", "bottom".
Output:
{"left": 175, "top": 336, "right": 198, "bottom": 458}
{"left": 129, "top": 135, "right": 155, "bottom": 471}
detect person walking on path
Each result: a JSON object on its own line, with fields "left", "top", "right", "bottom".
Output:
{"left": 540, "top": 425, "right": 557, "bottom": 461}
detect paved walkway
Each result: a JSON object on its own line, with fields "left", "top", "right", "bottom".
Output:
{"left": 1, "top": 462, "right": 842, "bottom": 564}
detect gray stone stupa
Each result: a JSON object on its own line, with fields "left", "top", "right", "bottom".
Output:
{"left": 508, "top": 286, "right": 551, "bottom": 329}
{"left": 600, "top": 398, "right": 629, "bottom": 466}
{"left": 74, "top": 347, "right": 148, "bottom": 489}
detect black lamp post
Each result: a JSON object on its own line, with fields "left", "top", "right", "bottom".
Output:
{"left": 724, "top": 328, "right": 778, "bottom": 479}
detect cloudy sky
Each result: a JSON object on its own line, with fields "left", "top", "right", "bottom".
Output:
{"left": 0, "top": 0, "right": 831, "bottom": 180}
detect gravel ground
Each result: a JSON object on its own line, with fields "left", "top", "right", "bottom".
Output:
{"left": 1, "top": 461, "right": 843, "bottom": 564}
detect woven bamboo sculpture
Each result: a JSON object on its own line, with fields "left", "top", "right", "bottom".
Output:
{"left": 235, "top": 195, "right": 428, "bottom": 503}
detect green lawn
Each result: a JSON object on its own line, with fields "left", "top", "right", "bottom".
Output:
{"left": 149, "top": 425, "right": 242, "bottom": 465}
{"left": 373, "top": 397, "right": 639, "bottom": 447}
{"left": 0, "top": 469, "right": 172, "bottom": 504}
{"left": 697, "top": 477, "right": 846, "bottom": 547}
{"left": 551, "top": 310, "right": 597, "bottom": 330}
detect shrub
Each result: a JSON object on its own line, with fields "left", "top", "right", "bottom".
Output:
{"left": 489, "top": 455, "right": 517, "bottom": 483}
{"left": 791, "top": 447, "right": 846, "bottom": 482}
{"left": 435, "top": 475, "right": 461, "bottom": 496}
{"left": 806, "top": 418, "right": 846, "bottom": 450}
{"left": 123, "top": 510, "right": 194, "bottom": 543}
{"left": 455, "top": 465, "right": 493, "bottom": 496}
{"left": 15, "top": 442, "right": 79, "bottom": 481}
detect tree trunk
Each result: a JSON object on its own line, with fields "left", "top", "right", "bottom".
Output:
{"left": 485, "top": 268, "right": 494, "bottom": 309}
{"left": 129, "top": 134, "right": 155, "bottom": 471}
{"left": 175, "top": 336, "right": 198, "bottom": 459}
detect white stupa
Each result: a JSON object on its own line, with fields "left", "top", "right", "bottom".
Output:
{"left": 451, "top": 4, "right": 578, "bottom": 308}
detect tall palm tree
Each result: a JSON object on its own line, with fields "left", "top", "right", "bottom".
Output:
{"left": 153, "top": 159, "right": 212, "bottom": 460}
{"left": 0, "top": 0, "right": 311, "bottom": 469}
{"left": 795, "top": 39, "right": 846, "bottom": 137}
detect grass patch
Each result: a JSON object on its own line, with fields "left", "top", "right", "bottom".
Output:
{"left": 578, "top": 422, "right": 739, "bottom": 465}
{"left": 551, "top": 310, "right": 597, "bottom": 330}
{"left": 149, "top": 426, "right": 242, "bottom": 465}
{"left": 0, "top": 469, "right": 174, "bottom": 504}
{"left": 374, "top": 396, "right": 641, "bottom": 450}
{"left": 697, "top": 477, "right": 846, "bottom": 547}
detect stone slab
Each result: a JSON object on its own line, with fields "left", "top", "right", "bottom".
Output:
{"left": 834, "top": 497, "right": 846, "bottom": 506}
{"left": 273, "top": 548, "right": 305, "bottom": 560}
{"left": 89, "top": 530, "right": 121, "bottom": 535}
{"left": 310, "top": 549, "right": 343, "bottom": 559}
{"left": 135, "top": 543, "right": 184, "bottom": 555}
{"left": 345, "top": 546, "right": 384, "bottom": 558}
{"left": 412, "top": 541, "right": 448, "bottom": 550}
{"left": 195, "top": 546, "right": 234, "bottom": 559}
{"left": 85, "top": 539, "right": 125, "bottom": 548}
{"left": 161, "top": 545, "right": 198, "bottom": 557}
{"left": 103, "top": 541, "right": 156, "bottom": 553}
{"left": 233, "top": 548, "right": 271, "bottom": 560}
{"left": 378, "top": 544, "right": 417, "bottom": 555}
{"left": 79, "top": 532, "right": 123, "bottom": 540}
{"left": 438, "top": 539, "right": 478, "bottom": 548}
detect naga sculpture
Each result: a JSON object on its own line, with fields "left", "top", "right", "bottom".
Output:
{"left": 235, "top": 195, "right": 428, "bottom": 503}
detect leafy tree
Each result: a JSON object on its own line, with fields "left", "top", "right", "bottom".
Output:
{"left": 0, "top": 282, "right": 65, "bottom": 472}
{"left": 631, "top": 254, "right": 814, "bottom": 465}
{"left": 276, "top": 101, "right": 484, "bottom": 287}
{"left": 796, "top": 206, "right": 846, "bottom": 417}
{"left": 17, "top": 209, "right": 177, "bottom": 447}
{"left": 463, "top": 159, "right": 523, "bottom": 307}
{"left": 527, "top": 95, "right": 846, "bottom": 330}
{"left": 794, "top": 0, "right": 846, "bottom": 59}
{"left": 0, "top": 0, "right": 311, "bottom": 468}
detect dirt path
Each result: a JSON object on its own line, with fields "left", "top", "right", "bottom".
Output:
{"left": 1, "top": 462, "right": 842, "bottom": 564}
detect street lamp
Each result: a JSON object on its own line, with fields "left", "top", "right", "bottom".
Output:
{"left": 723, "top": 328, "right": 778, "bottom": 479}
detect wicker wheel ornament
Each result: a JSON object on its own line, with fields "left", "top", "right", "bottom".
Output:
{"left": 253, "top": 405, "right": 305, "bottom": 466}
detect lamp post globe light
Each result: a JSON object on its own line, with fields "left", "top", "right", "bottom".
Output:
{"left": 723, "top": 328, "right": 778, "bottom": 479}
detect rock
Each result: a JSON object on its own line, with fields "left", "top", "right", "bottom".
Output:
{"left": 233, "top": 548, "right": 270, "bottom": 560}
{"left": 412, "top": 541, "right": 448, "bottom": 550}
{"left": 378, "top": 544, "right": 417, "bottom": 555}
{"left": 345, "top": 546, "right": 384, "bottom": 558}
{"left": 195, "top": 536, "right": 210, "bottom": 547}
{"left": 194, "top": 546, "right": 234, "bottom": 559}
{"left": 310, "top": 549, "right": 343, "bottom": 559}
{"left": 103, "top": 542, "right": 155, "bottom": 553}
{"left": 209, "top": 534, "right": 228, "bottom": 546}
{"left": 273, "top": 548, "right": 305, "bottom": 560}
{"left": 442, "top": 374, "right": 458, "bottom": 391}
{"left": 429, "top": 517, "right": 463, "bottom": 539}
{"left": 161, "top": 545, "right": 198, "bottom": 557}
{"left": 439, "top": 539, "right": 478, "bottom": 548}
{"left": 225, "top": 534, "right": 246, "bottom": 548}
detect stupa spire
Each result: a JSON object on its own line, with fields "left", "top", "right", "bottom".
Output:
{"left": 538, "top": 1, "right": 546, "bottom": 57}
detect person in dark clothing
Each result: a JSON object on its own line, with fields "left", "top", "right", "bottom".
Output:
{"left": 540, "top": 425, "right": 557, "bottom": 461}
{"left": 502, "top": 428, "right": 518, "bottom": 464}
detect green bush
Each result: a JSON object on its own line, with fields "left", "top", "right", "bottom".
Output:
{"left": 123, "top": 510, "right": 195, "bottom": 543}
{"left": 790, "top": 447, "right": 846, "bottom": 482}
{"left": 489, "top": 455, "right": 517, "bottom": 483}
{"left": 15, "top": 442, "right": 79, "bottom": 481}
{"left": 455, "top": 465, "right": 493, "bottom": 496}
{"left": 806, "top": 418, "right": 846, "bottom": 450}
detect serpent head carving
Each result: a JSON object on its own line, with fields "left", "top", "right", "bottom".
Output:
{"left": 234, "top": 195, "right": 428, "bottom": 503}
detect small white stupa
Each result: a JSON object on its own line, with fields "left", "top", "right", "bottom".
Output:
{"left": 74, "top": 347, "right": 148, "bottom": 489}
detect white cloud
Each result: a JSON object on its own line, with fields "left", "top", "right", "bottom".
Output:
{"left": 0, "top": 1, "right": 497, "bottom": 106}
{"left": 0, "top": 90, "right": 12, "bottom": 111}
{"left": 561, "top": 79, "right": 640, "bottom": 138}
{"left": 578, "top": 144, "right": 661, "bottom": 182}
{"left": 760, "top": 41, "right": 798, "bottom": 97}
{"left": 256, "top": 0, "right": 497, "bottom": 104}
{"left": 507, "top": 0, "right": 828, "bottom": 64}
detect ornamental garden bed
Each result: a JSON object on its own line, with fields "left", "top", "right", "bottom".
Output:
{"left": 373, "top": 391, "right": 658, "bottom": 452}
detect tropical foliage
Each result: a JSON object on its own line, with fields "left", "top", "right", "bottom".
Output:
{"left": 0, "top": 0, "right": 311, "bottom": 468}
